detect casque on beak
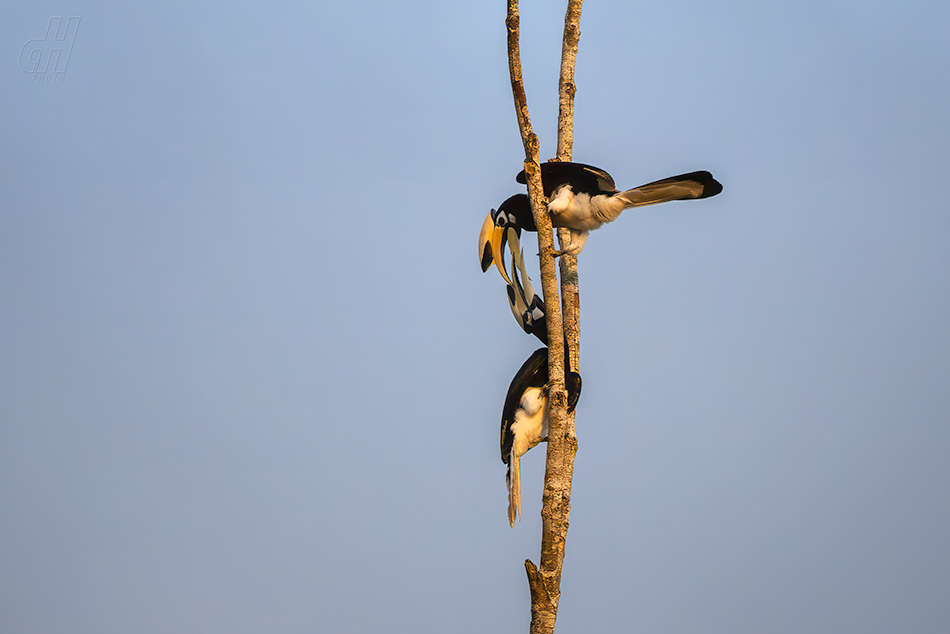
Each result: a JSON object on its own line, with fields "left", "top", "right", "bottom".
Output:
{"left": 478, "top": 211, "right": 513, "bottom": 285}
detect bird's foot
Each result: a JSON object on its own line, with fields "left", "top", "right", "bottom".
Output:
{"left": 556, "top": 229, "right": 588, "bottom": 257}
{"left": 538, "top": 247, "right": 566, "bottom": 260}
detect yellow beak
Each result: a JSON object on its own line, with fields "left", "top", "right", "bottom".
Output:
{"left": 478, "top": 212, "right": 513, "bottom": 285}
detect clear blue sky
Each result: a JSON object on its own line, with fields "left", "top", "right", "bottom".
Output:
{"left": 2, "top": 1, "right": 949, "bottom": 632}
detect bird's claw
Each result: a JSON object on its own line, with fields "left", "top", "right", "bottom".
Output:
{"left": 537, "top": 248, "right": 565, "bottom": 259}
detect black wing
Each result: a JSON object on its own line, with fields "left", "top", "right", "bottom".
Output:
{"left": 566, "top": 372, "right": 582, "bottom": 413}
{"left": 500, "top": 348, "right": 549, "bottom": 463}
{"left": 517, "top": 162, "right": 618, "bottom": 197}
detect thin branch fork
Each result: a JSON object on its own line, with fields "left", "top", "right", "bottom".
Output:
{"left": 506, "top": 1, "right": 584, "bottom": 633}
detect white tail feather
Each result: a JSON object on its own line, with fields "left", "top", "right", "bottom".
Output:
{"left": 507, "top": 451, "right": 521, "bottom": 527}
{"left": 614, "top": 180, "right": 705, "bottom": 208}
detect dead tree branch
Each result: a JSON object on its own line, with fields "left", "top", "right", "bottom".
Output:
{"left": 506, "top": 1, "right": 584, "bottom": 632}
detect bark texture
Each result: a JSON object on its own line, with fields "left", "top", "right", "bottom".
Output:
{"left": 506, "top": 1, "right": 584, "bottom": 633}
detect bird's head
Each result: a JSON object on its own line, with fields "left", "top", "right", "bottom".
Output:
{"left": 478, "top": 194, "right": 532, "bottom": 284}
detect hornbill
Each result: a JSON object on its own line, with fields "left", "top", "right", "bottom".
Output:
{"left": 479, "top": 193, "right": 534, "bottom": 285}
{"left": 478, "top": 210, "right": 549, "bottom": 343}
{"left": 479, "top": 162, "right": 723, "bottom": 269}
{"left": 501, "top": 347, "right": 581, "bottom": 526}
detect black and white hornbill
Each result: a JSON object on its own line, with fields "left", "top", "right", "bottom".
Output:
{"left": 479, "top": 162, "right": 723, "bottom": 266}
{"left": 501, "top": 347, "right": 581, "bottom": 526}
{"left": 479, "top": 193, "right": 535, "bottom": 285}
{"left": 478, "top": 210, "right": 549, "bottom": 344}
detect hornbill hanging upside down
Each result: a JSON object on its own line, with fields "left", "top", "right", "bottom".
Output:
{"left": 479, "top": 162, "right": 723, "bottom": 276}
{"left": 478, "top": 205, "right": 549, "bottom": 344}
{"left": 479, "top": 193, "right": 535, "bottom": 285}
{"left": 501, "top": 347, "right": 582, "bottom": 526}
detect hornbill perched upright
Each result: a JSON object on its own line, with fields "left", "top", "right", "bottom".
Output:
{"left": 501, "top": 348, "right": 582, "bottom": 526}
{"left": 479, "top": 162, "right": 723, "bottom": 268}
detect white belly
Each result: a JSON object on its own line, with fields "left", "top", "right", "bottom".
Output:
{"left": 547, "top": 186, "right": 623, "bottom": 231}
{"left": 510, "top": 387, "right": 548, "bottom": 459}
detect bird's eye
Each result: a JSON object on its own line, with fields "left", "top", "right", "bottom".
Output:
{"left": 495, "top": 211, "right": 510, "bottom": 227}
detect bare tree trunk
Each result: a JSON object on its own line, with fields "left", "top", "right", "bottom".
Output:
{"left": 557, "top": 0, "right": 583, "bottom": 399}
{"left": 506, "top": 1, "right": 583, "bottom": 632}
